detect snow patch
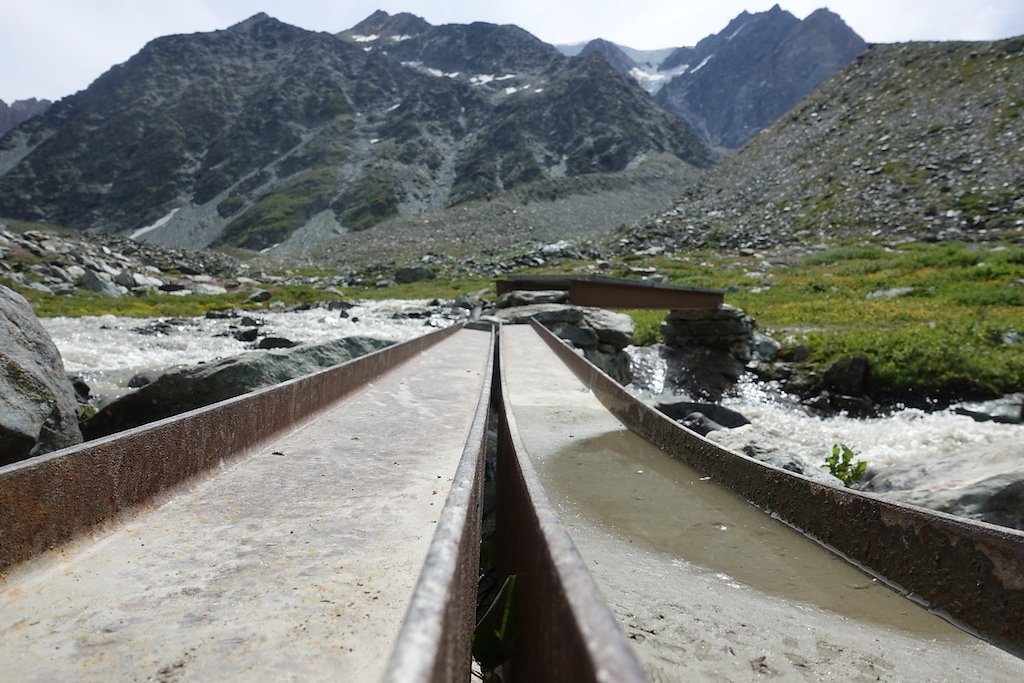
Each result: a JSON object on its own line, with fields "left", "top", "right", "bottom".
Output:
{"left": 402, "top": 61, "right": 460, "bottom": 78}
{"left": 389, "top": 34, "right": 412, "bottom": 42}
{"left": 496, "top": 74, "right": 516, "bottom": 81}
{"left": 629, "top": 63, "right": 691, "bottom": 94}
{"left": 504, "top": 86, "right": 519, "bottom": 95}
{"left": 131, "top": 208, "right": 180, "bottom": 240}
{"left": 370, "top": 138, "right": 381, "bottom": 144}
{"left": 690, "top": 55, "right": 713, "bottom": 73}
{"left": 470, "top": 74, "right": 496, "bottom": 85}
{"left": 349, "top": 34, "right": 379, "bottom": 43}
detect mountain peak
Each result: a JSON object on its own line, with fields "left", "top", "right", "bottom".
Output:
{"left": 343, "top": 9, "right": 431, "bottom": 39}
{"left": 655, "top": 5, "right": 864, "bottom": 148}
{"left": 579, "top": 39, "right": 637, "bottom": 75}
{"left": 229, "top": 13, "right": 274, "bottom": 30}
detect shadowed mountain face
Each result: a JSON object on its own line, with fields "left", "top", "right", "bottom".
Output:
{"left": 628, "top": 37, "right": 1024, "bottom": 251}
{"left": 0, "top": 12, "right": 711, "bottom": 252}
{"left": 0, "top": 98, "right": 51, "bottom": 137}
{"left": 655, "top": 5, "right": 866, "bottom": 148}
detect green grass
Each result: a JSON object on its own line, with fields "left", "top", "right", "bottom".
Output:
{"left": 635, "top": 241, "right": 1024, "bottom": 397}
{"left": 344, "top": 276, "right": 495, "bottom": 301}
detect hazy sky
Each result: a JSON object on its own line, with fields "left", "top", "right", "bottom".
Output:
{"left": 3, "top": 1, "right": 1024, "bottom": 102}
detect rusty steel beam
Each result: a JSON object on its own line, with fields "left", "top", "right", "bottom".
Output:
{"left": 0, "top": 324, "right": 462, "bottom": 576}
{"left": 494, "top": 329, "right": 648, "bottom": 682}
{"left": 385, "top": 333, "right": 493, "bottom": 683}
{"left": 497, "top": 274, "right": 723, "bottom": 310}
{"left": 528, "top": 319, "right": 1024, "bottom": 659}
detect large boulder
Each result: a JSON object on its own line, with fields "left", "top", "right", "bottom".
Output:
{"left": 83, "top": 336, "right": 393, "bottom": 439}
{"left": 491, "top": 304, "right": 634, "bottom": 351}
{"left": 78, "top": 269, "right": 122, "bottom": 297}
{"left": 0, "top": 286, "right": 83, "bottom": 465}
{"left": 496, "top": 289, "right": 569, "bottom": 308}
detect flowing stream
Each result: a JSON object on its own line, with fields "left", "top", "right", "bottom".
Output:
{"left": 41, "top": 300, "right": 439, "bottom": 403}
{"left": 626, "top": 345, "right": 1024, "bottom": 525}
{"left": 42, "top": 307, "right": 1023, "bottom": 526}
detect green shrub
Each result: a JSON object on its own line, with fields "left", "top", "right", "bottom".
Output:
{"left": 823, "top": 444, "right": 868, "bottom": 487}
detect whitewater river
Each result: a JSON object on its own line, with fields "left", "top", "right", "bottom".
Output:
{"left": 42, "top": 304, "right": 1023, "bottom": 525}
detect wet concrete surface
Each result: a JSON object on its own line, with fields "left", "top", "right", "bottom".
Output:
{"left": 501, "top": 324, "right": 1024, "bottom": 681}
{"left": 0, "top": 329, "right": 492, "bottom": 681}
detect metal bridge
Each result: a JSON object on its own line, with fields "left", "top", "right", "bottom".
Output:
{"left": 2, "top": 321, "right": 1023, "bottom": 681}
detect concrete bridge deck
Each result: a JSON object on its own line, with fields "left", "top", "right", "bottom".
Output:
{"left": 2, "top": 320, "right": 1023, "bottom": 681}
{"left": 1, "top": 328, "right": 491, "bottom": 681}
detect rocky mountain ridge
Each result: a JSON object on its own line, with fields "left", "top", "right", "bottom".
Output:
{"left": 0, "top": 98, "right": 50, "bottom": 137}
{"left": 622, "top": 37, "right": 1024, "bottom": 253}
{"left": 558, "top": 5, "right": 865, "bottom": 148}
{"left": 0, "top": 12, "right": 711, "bottom": 256}
{"left": 655, "top": 5, "right": 866, "bottom": 148}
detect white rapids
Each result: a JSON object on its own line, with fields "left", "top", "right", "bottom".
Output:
{"left": 42, "top": 300, "right": 442, "bottom": 403}
{"left": 624, "top": 346, "right": 1024, "bottom": 525}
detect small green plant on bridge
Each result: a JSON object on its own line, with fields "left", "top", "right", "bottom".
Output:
{"left": 823, "top": 443, "right": 868, "bottom": 487}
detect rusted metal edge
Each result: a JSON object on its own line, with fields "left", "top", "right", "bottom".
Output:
{"left": 0, "top": 323, "right": 463, "bottom": 577}
{"left": 497, "top": 274, "right": 723, "bottom": 310}
{"left": 385, "top": 330, "right": 494, "bottom": 683}
{"left": 528, "top": 318, "right": 1024, "bottom": 659}
{"left": 495, "top": 327, "right": 648, "bottom": 682}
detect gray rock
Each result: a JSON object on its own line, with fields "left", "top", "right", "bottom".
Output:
{"left": 136, "top": 274, "right": 165, "bottom": 288}
{"left": 548, "top": 322, "right": 599, "bottom": 349}
{"left": 953, "top": 394, "right": 1023, "bottom": 424}
{"left": 127, "top": 370, "right": 163, "bottom": 389}
{"left": 247, "top": 289, "right": 271, "bottom": 303}
{"left": 866, "top": 287, "right": 915, "bottom": 300}
{"left": 492, "top": 303, "right": 586, "bottom": 326}
{"left": 233, "top": 328, "right": 259, "bottom": 343}
{"left": 753, "top": 332, "right": 781, "bottom": 362}
{"left": 656, "top": 401, "right": 751, "bottom": 428}
{"left": 496, "top": 289, "right": 570, "bottom": 308}
{"left": 863, "top": 467, "right": 1024, "bottom": 532}
{"left": 114, "top": 269, "right": 138, "bottom": 288}
{"left": 583, "top": 348, "right": 632, "bottom": 384}
{"left": 680, "top": 412, "right": 727, "bottom": 436}
{"left": 395, "top": 266, "right": 436, "bottom": 284}
{"left": 257, "top": 336, "right": 297, "bottom": 349}
{"left": 0, "top": 286, "right": 83, "bottom": 465}
{"left": 580, "top": 308, "right": 634, "bottom": 350}
{"left": 979, "top": 480, "right": 1024, "bottom": 529}
{"left": 822, "top": 353, "right": 870, "bottom": 396}
{"left": 193, "top": 283, "right": 228, "bottom": 295}
{"left": 83, "top": 336, "right": 394, "bottom": 439}
{"left": 79, "top": 269, "right": 122, "bottom": 297}
{"left": 25, "top": 281, "right": 53, "bottom": 295}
